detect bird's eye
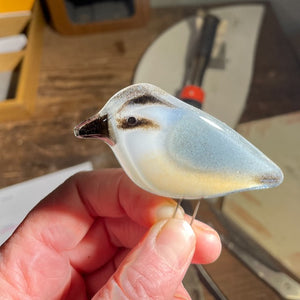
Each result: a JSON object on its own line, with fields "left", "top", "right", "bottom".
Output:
{"left": 127, "top": 116, "right": 137, "bottom": 126}
{"left": 118, "top": 116, "right": 159, "bottom": 130}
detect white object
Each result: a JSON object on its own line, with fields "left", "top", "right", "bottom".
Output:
{"left": 0, "top": 34, "right": 27, "bottom": 54}
{"left": 0, "top": 162, "right": 93, "bottom": 245}
{"left": 74, "top": 83, "right": 283, "bottom": 200}
{"left": 133, "top": 5, "right": 265, "bottom": 128}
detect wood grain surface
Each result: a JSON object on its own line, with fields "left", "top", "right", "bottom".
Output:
{"left": 0, "top": 4, "right": 299, "bottom": 299}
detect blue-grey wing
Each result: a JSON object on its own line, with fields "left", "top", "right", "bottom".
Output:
{"left": 166, "top": 108, "right": 281, "bottom": 183}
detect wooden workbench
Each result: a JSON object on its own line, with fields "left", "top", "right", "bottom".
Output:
{"left": 0, "top": 3, "right": 299, "bottom": 299}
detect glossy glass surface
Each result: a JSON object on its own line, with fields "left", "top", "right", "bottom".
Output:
{"left": 74, "top": 83, "right": 283, "bottom": 199}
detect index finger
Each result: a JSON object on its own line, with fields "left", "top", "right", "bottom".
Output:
{"left": 25, "top": 169, "right": 180, "bottom": 252}
{"left": 73, "top": 168, "right": 181, "bottom": 226}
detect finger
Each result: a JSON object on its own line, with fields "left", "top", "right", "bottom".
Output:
{"left": 174, "top": 283, "right": 191, "bottom": 300}
{"left": 66, "top": 218, "right": 117, "bottom": 273}
{"left": 104, "top": 217, "right": 147, "bottom": 248}
{"left": 22, "top": 169, "right": 124, "bottom": 254}
{"left": 94, "top": 219, "right": 195, "bottom": 300}
{"left": 85, "top": 248, "right": 131, "bottom": 297}
{"left": 63, "top": 268, "right": 87, "bottom": 300}
{"left": 21, "top": 169, "right": 180, "bottom": 253}
{"left": 184, "top": 215, "right": 222, "bottom": 264}
{"left": 84, "top": 217, "right": 221, "bottom": 295}
{"left": 85, "top": 261, "right": 115, "bottom": 298}
{"left": 67, "top": 216, "right": 147, "bottom": 273}
{"left": 118, "top": 173, "right": 184, "bottom": 226}
{"left": 72, "top": 169, "right": 183, "bottom": 226}
{"left": 192, "top": 221, "right": 221, "bottom": 264}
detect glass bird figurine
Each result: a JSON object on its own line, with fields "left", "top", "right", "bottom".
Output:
{"left": 74, "top": 83, "right": 283, "bottom": 217}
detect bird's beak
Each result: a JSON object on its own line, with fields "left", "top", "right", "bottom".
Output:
{"left": 74, "top": 114, "right": 114, "bottom": 145}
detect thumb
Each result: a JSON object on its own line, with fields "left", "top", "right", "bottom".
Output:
{"left": 94, "top": 218, "right": 195, "bottom": 300}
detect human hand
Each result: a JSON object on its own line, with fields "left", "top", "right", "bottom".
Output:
{"left": 0, "top": 169, "right": 221, "bottom": 299}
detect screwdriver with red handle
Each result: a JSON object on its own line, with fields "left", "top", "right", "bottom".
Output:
{"left": 180, "top": 14, "right": 220, "bottom": 109}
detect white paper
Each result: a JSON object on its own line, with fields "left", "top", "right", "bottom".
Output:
{"left": 0, "top": 162, "right": 93, "bottom": 245}
{"left": 0, "top": 34, "right": 27, "bottom": 54}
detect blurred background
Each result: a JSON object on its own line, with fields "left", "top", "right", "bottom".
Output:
{"left": 0, "top": 1, "right": 299, "bottom": 299}
{"left": 153, "top": 0, "right": 300, "bottom": 59}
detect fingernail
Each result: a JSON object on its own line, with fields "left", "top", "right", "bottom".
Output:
{"left": 194, "top": 221, "right": 219, "bottom": 237}
{"left": 155, "top": 219, "right": 195, "bottom": 268}
{"left": 174, "top": 294, "right": 189, "bottom": 300}
{"left": 156, "top": 204, "right": 185, "bottom": 220}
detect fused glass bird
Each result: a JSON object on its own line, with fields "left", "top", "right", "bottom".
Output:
{"left": 74, "top": 83, "right": 283, "bottom": 219}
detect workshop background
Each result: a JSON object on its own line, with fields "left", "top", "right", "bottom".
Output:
{"left": 0, "top": 1, "right": 299, "bottom": 299}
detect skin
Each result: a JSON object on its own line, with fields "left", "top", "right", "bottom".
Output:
{"left": 0, "top": 169, "right": 221, "bottom": 300}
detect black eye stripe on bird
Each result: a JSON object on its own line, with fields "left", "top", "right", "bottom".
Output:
{"left": 118, "top": 94, "right": 174, "bottom": 113}
{"left": 117, "top": 117, "right": 160, "bottom": 130}
{"left": 128, "top": 95, "right": 172, "bottom": 106}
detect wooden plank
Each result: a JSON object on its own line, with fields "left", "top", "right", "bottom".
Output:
{"left": 0, "top": 1, "right": 44, "bottom": 121}
{"left": 0, "top": 14, "right": 31, "bottom": 37}
{"left": 16, "top": 0, "right": 45, "bottom": 112}
{"left": 223, "top": 112, "right": 300, "bottom": 279}
{"left": 0, "top": 101, "right": 30, "bottom": 121}
{"left": 0, "top": 51, "right": 24, "bottom": 71}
